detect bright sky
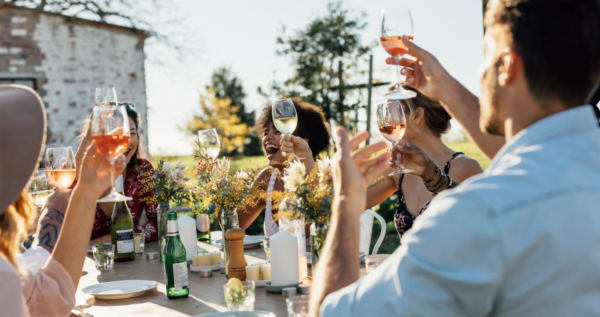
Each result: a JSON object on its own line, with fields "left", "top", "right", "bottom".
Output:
{"left": 145, "top": 0, "right": 484, "bottom": 155}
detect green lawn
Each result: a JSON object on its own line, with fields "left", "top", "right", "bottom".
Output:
{"left": 153, "top": 155, "right": 269, "bottom": 176}
{"left": 157, "top": 139, "right": 489, "bottom": 175}
{"left": 446, "top": 140, "right": 491, "bottom": 170}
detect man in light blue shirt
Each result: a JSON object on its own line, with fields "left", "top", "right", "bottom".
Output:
{"left": 310, "top": 0, "right": 600, "bottom": 316}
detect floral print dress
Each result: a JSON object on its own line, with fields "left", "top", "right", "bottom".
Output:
{"left": 90, "top": 158, "right": 158, "bottom": 241}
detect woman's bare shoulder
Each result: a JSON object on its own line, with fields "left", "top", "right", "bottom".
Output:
{"left": 449, "top": 154, "right": 484, "bottom": 183}
{"left": 254, "top": 168, "right": 275, "bottom": 189}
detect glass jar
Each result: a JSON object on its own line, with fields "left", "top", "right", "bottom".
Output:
{"left": 310, "top": 222, "right": 329, "bottom": 269}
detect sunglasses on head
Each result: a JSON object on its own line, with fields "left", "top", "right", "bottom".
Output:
{"left": 119, "top": 102, "right": 136, "bottom": 110}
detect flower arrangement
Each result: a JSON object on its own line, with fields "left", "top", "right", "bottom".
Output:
{"left": 194, "top": 157, "right": 263, "bottom": 217}
{"left": 278, "top": 157, "right": 333, "bottom": 225}
{"left": 141, "top": 160, "right": 196, "bottom": 205}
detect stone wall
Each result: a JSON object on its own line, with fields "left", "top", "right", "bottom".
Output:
{"left": 0, "top": 5, "right": 148, "bottom": 155}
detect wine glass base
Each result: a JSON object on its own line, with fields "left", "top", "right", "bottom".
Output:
{"left": 97, "top": 192, "right": 133, "bottom": 203}
{"left": 384, "top": 89, "right": 417, "bottom": 100}
{"left": 389, "top": 168, "right": 414, "bottom": 176}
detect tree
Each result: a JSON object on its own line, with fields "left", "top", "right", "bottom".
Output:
{"left": 185, "top": 88, "right": 251, "bottom": 155}
{"left": 209, "top": 67, "right": 262, "bottom": 156}
{"left": 259, "top": 1, "right": 374, "bottom": 132}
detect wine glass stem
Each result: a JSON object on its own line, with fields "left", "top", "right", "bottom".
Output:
{"left": 109, "top": 162, "right": 116, "bottom": 193}
{"left": 395, "top": 55, "right": 401, "bottom": 87}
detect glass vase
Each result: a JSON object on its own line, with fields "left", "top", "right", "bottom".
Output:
{"left": 219, "top": 208, "right": 239, "bottom": 278}
{"left": 310, "top": 222, "right": 329, "bottom": 270}
{"left": 157, "top": 202, "right": 171, "bottom": 262}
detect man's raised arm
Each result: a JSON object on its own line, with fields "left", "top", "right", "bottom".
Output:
{"left": 388, "top": 35, "right": 505, "bottom": 159}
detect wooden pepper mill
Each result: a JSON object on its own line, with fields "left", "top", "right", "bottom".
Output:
{"left": 225, "top": 227, "right": 248, "bottom": 281}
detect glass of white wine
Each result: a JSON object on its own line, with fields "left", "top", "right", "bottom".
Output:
{"left": 198, "top": 128, "right": 221, "bottom": 161}
{"left": 28, "top": 169, "right": 52, "bottom": 207}
{"left": 272, "top": 98, "right": 298, "bottom": 136}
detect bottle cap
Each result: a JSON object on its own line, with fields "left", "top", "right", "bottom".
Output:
{"left": 115, "top": 174, "right": 124, "bottom": 192}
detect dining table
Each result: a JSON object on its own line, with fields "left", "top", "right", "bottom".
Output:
{"left": 72, "top": 231, "right": 367, "bottom": 317}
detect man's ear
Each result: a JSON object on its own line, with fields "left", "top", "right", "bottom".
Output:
{"left": 498, "top": 48, "right": 521, "bottom": 87}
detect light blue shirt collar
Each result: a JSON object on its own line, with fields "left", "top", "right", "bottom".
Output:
{"left": 488, "top": 105, "right": 598, "bottom": 171}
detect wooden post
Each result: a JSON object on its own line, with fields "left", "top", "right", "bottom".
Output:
{"left": 337, "top": 60, "right": 345, "bottom": 127}
{"left": 366, "top": 55, "right": 374, "bottom": 145}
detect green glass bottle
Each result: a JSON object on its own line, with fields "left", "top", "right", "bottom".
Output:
{"left": 111, "top": 175, "right": 135, "bottom": 262}
{"left": 164, "top": 211, "right": 189, "bottom": 299}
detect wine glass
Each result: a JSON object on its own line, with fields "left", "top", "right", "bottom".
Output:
{"left": 198, "top": 128, "right": 221, "bottom": 161}
{"left": 45, "top": 147, "right": 77, "bottom": 189}
{"left": 95, "top": 87, "right": 118, "bottom": 107}
{"left": 271, "top": 99, "right": 298, "bottom": 136}
{"left": 28, "top": 169, "right": 52, "bottom": 207}
{"left": 91, "top": 105, "right": 132, "bottom": 202}
{"left": 377, "top": 100, "right": 413, "bottom": 175}
{"left": 380, "top": 8, "right": 417, "bottom": 100}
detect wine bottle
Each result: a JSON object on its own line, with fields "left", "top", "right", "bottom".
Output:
{"left": 111, "top": 175, "right": 135, "bottom": 262}
{"left": 164, "top": 211, "right": 189, "bottom": 299}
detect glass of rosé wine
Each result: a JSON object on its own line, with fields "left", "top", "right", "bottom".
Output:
{"left": 45, "top": 147, "right": 77, "bottom": 189}
{"left": 91, "top": 105, "right": 132, "bottom": 202}
{"left": 377, "top": 100, "right": 413, "bottom": 175}
{"left": 380, "top": 8, "right": 416, "bottom": 100}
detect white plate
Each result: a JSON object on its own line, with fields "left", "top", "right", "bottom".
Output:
{"left": 246, "top": 279, "right": 270, "bottom": 287}
{"left": 307, "top": 251, "right": 366, "bottom": 265}
{"left": 214, "top": 235, "right": 266, "bottom": 249}
{"left": 81, "top": 280, "right": 158, "bottom": 300}
{"left": 190, "top": 263, "right": 222, "bottom": 272}
{"left": 192, "top": 312, "right": 276, "bottom": 317}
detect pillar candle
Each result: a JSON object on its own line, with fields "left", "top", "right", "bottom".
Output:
{"left": 260, "top": 264, "right": 271, "bottom": 280}
{"left": 177, "top": 215, "right": 198, "bottom": 262}
{"left": 210, "top": 252, "right": 222, "bottom": 265}
{"left": 246, "top": 264, "right": 261, "bottom": 281}
{"left": 270, "top": 230, "right": 299, "bottom": 286}
{"left": 193, "top": 253, "right": 211, "bottom": 266}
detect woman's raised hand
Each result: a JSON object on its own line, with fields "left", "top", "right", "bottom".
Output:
{"left": 76, "top": 141, "right": 126, "bottom": 199}
{"left": 391, "top": 140, "right": 435, "bottom": 178}
{"left": 280, "top": 134, "right": 313, "bottom": 161}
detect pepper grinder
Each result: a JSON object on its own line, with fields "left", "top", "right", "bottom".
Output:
{"left": 225, "top": 227, "right": 247, "bottom": 281}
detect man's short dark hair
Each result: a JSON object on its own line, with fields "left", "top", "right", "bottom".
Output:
{"left": 485, "top": 0, "right": 600, "bottom": 106}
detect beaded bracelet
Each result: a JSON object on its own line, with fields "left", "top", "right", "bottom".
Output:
{"left": 425, "top": 169, "right": 447, "bottom": 192}
{"left": 423, "top": 165, "right": 441, "bottom": 185}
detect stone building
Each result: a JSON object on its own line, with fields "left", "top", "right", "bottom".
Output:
{"left": 0, "top": 3, "right": 149, "bottom": 154}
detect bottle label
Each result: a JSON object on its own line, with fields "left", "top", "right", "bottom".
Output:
{"left": 173, "top": 262, "right": 188, "bottom": 290}
{"left": 116, "top": 229, "right": 134, "bottom": 253}
{"left": 167, "top": 220, "right": 179, "bottom": 236}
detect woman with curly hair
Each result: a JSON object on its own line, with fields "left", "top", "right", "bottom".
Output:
{"left": 237, "top": 97, "right": 331, "bottom": 236}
